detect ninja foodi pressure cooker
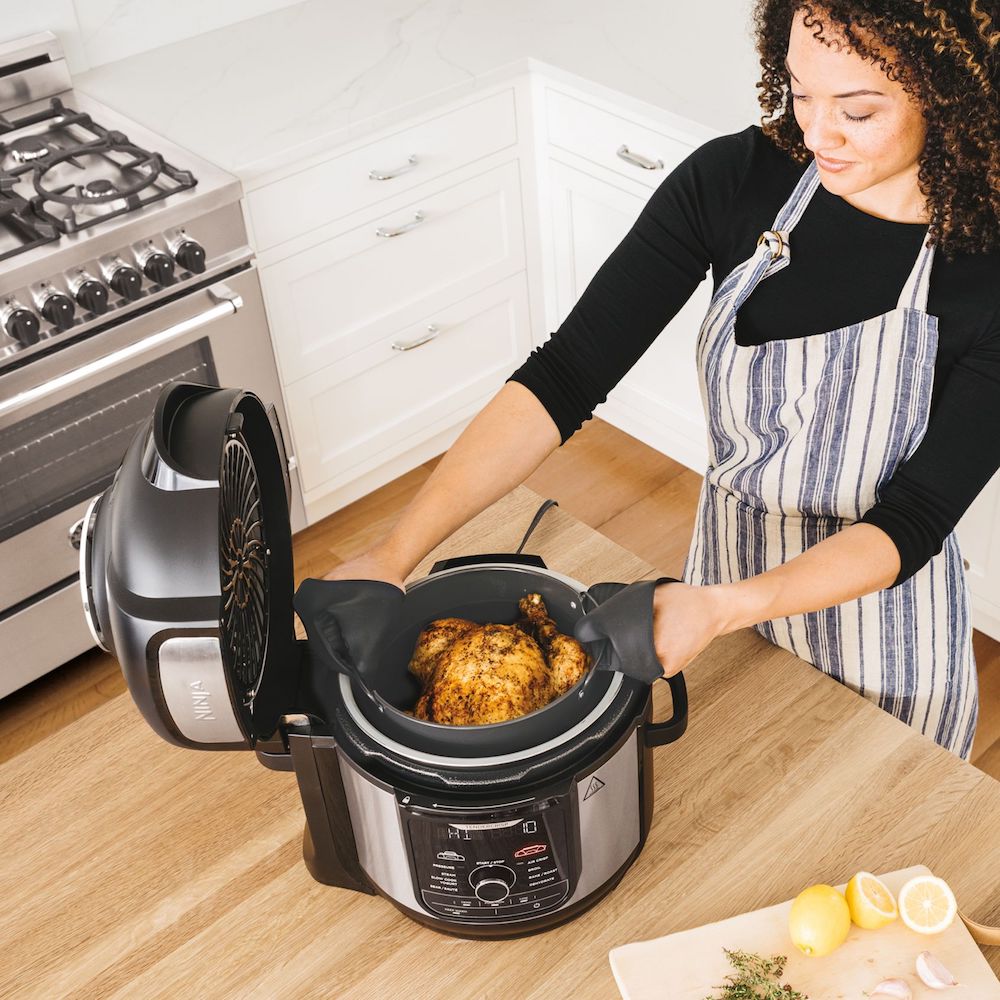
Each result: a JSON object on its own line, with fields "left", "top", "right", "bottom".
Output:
{"left": 81, "top": 382, "right": 689, "bottom": 938}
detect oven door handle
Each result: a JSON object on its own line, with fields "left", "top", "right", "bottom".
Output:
{"left": 0, "top": 283, "right": 244, "bottom": 420}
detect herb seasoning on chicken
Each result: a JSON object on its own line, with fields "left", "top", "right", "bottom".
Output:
{"left": 409, "top": 594, "right": 592, "bottom": 725}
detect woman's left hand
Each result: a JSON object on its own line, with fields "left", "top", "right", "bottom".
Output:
{"left": 651, "top": 580, "right": 728, "bottom": 678}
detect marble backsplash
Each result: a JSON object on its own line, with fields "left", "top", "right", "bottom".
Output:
{"left": 1, "top": 0, "right": 303, "bottom": 73}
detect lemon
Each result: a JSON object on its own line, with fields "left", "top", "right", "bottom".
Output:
{"left": 898, "top": 874, "right": 957, "bottom": 935}
{"left": 788, "top": 883, "right": 852, "bottom": 957}
{"left": 845, "top": 871, "right": 898, "bottom": 929}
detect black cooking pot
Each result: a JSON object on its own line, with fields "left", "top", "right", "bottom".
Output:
{"left": 298, "top": 550, "right": 688, "bottom": 758}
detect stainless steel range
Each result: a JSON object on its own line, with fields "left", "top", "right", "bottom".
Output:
{"left": 0, "top": 31, "right": 305, "bottom": 699}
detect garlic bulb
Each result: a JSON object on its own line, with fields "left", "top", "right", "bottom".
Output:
{"left": 865, "top": 980, "right": 912, "bottom": 1000}
{"left": 915, "top": 950, "right": 959, "bottom": 988}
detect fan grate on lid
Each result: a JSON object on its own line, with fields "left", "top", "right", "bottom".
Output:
{"left": 219, "top": 433, "right": 269, "bottom": 698}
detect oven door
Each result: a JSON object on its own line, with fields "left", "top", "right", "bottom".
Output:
{"left": 0, "top": 264, "right": 303, "bottom": 697}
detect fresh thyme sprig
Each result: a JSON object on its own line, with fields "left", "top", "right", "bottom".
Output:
{"left": 703, "top": 948, "right": 809, "bottom": 999}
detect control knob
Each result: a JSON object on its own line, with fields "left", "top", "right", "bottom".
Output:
{"left": 2, "top": 301, "right": 40, "bottom": 346}
{"left": 41, "top": 292, "right": 76, "bottom": 332}
{"left": 75, "top": 279, "right": 110, "bottom": 316}
{"left": 173, "top": 238, "right": 206, "bottom": 274}
{"left": 142, "top": 251, "right": 175, "bottom": 286}
{"left": 109, "top": 263, "right": 143, "bottom": 301}
{"left": 469, "top": 864, "right": 516, "bottom": 904}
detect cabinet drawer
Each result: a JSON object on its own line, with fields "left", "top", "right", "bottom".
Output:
{"left": 260, "top": 160, "right": 525, "bottom": 384}
{"left": 247, "top": 88, "right": 518, "bottom": 250}
{"left": 545, "top": 87, "right": 695, "bottom": 189}
{"left": 288, "top": 273, "right": 532, "bottom": 497}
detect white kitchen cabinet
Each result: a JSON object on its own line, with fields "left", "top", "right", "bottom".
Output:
{"left": 957, "top": 469, "right": 1000, "bottom": 641}
{"left": 246, "top": 88, "right": 519, "bottom": 251}
{"left": 545, "top": 156, "right": 712, "bottom": 473}
{"left": 539, "top": 83, "right": 715, "bottom": 473}
{"left": 545, "top": 87, "right": 701, "bottom": 192}
{"left": 240, "top": 79, "right": 538, "bottom": 529}
{"left": 258, "top": 158, "right": 526, "bottom": 386}
{"left": 286, "top": 272, "right": 533, "bottom": 520}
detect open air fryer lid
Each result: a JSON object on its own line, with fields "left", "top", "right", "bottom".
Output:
{"left": 81, "top": 381, "right": 298, "bottom": 750}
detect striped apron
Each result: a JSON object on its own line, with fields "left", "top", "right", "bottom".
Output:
{"left": 681, "top": 158, "right": 979, "bottom": 760}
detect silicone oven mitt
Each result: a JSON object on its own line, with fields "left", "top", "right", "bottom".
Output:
{"left": 574, "top": 577, "right": 680, "bottom": 685}
{"left": 293, "top": 578, "right": 405, "bottom": 698}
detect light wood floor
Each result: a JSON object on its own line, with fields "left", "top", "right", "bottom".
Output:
{"left": 2, "top": 419, "right": 998, "bottom": 780}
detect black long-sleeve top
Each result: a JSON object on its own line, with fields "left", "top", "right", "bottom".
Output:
{"left": 508, "top": 125, "right": 1000, "bottom": 588}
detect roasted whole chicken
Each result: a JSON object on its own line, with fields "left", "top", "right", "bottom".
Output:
{"left": 408, "top": 593, "right": 591, "bottom": 725}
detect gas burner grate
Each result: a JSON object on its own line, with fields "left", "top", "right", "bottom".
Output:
{"left": 219, "top": 434, "right": 269, "bottom": 700}
{"left": 0, "top": 187, "right": 57, "bottom": 262}
{"left": 0, "top": 97, "right": 197, "bottom": 240}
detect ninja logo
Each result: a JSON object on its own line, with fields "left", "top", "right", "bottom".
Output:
{"left": 189, "top": 679, "right": 216, "bottom": 721}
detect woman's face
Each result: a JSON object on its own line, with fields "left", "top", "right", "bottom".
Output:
{"left": 786, "top": 7, "right": 928, "bottom": 219}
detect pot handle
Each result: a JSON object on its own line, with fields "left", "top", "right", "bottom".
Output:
{"left": 429, "top": 552, "right": 546, "bottom": 574}
{"left": 429, "top": 498, "right": 560, "bottom": 574}
{"left": 645, "top": 672, "right": 689, "bottom": 747}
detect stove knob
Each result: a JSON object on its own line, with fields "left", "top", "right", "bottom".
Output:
{"left": 41, "top": 292, "right": 76, "bottom": 332}
{"left": 4, "top": 305, "right": 40, "bottom": 346}
{"left": 142, "top": 252, "right": 175, "bottom": 286}
{"left": 173, "top": 239, "right": 206, "bottom": 275}
{"left": 76, "top": 279, "right": 110, "bottom": 316}
{"left": 109, "top": 264, "right": 143, "bottom": 301}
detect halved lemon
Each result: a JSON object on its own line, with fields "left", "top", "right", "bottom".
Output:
{"left": 845, "top": 871, "right": 898, "bottom": 929}
{"left": 898, "top": 874, "right": 957, "bottom": 935}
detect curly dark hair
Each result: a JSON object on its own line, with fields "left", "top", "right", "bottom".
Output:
{"left": 751, "top": 0, "right": 1000, "bottom": 260}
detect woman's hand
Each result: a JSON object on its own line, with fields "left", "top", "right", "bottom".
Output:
{"left": 322, "top": 546, "right": 406, "bottom": 591}
{"left": 652, "top": 581, "right": 729, "bottom": 678}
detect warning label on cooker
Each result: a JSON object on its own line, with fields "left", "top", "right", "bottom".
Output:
{"left": 583, "top": 776, "right": 605, "bottom": 801}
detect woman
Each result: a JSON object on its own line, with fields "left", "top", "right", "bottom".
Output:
{"left": 324, "top": 1, "right": 1000, "bottom": 761}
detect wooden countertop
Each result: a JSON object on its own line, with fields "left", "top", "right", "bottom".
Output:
{"left": 2, "top": 486, "right": 998, "bottom": 998}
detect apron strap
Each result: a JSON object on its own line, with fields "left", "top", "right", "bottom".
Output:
{"left": 771, "top": 158, "right": 822, "bottom": 234}
{"left": 896, "top": 235, "right": 935, "bottom": 313}
{"left": 732, "top": 158, "right": 936, "bottom": 318}
{"left": 737, "top": 159, "right": 823, "bottom": 298}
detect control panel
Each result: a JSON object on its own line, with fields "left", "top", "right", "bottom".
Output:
{"left": 0, "top": 227, "right": 207, "bottom": 359}
{"left": 402, "top": 796, "right": 575, "bottom": 923}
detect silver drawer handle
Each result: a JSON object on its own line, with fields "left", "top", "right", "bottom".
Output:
{"left": 0, "top": 282, "right": 242, "bottom": 420}
{"left": 375, "top": 210, "right": 425, "bottom": 238}
{"left": 616, "top": 144, "right": 664, "bottom": 170}
{"left": 369, "top": 153, "right": 418, "bottom": 181}
{"left": 392, "top": 324, "right": 440, "bottom": 352}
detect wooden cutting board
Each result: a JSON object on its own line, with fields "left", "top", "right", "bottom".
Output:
{"left": 609, "top": 866, "right": 1000, "bottom": 999}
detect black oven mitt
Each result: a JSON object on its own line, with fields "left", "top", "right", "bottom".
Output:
{"left": 574, "top": 577, "right": 679, "bottom": 684}
{"left": 293, "top": 578, "right": 405, "bottom": 695}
